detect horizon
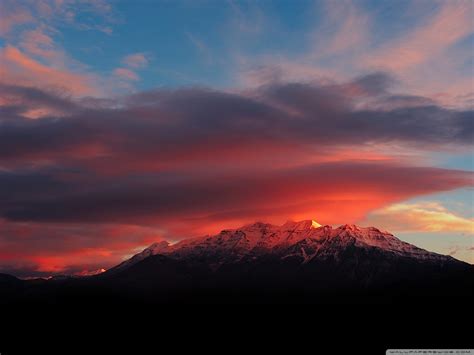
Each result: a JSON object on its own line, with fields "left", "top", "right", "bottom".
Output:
{"left": 0, "top": 0, "right": 473, "bottom": 278}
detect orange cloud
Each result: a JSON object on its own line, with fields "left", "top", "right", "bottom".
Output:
{"left": 364, "top": 202, "right": 474, "bottom": 234}
{"left": 0, "top": 45, "right": 99, "bottom": 95}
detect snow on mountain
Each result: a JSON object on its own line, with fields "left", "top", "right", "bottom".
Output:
{"left": 117, "top": 220, "right": 453, "bottom": 270}
{"left": 112, "top": 241, "right": 170, "bottom": 272}
{"left": 282, "top": 219, "right": 321, "bottom": 230}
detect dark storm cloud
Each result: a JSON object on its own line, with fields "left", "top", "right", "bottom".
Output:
{"left": 1, "top": 73, "right": 473, "bottom": 277}
{"left": 0, "top": 84, "right": 77, "bottom": 119}
{"left": 349, "top": 106, "right": 474, "bottom": 144}
{"left": 0, "top": 74, "right": 472, "bottom": 167}
{"left": 350, "top": 72, "right": 395, "bottom": 96}
{"left": 0, "top": 73, "right": 472, "bottom": 225}
{"left": 371, "top": 94, "right": 436, "bottom": 110}
{"left": 1, "top": 162, "right": 472, "bottom": 224}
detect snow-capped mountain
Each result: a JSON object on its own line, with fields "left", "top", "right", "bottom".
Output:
{"left": 113, "top": 241, "right": 171, "bottom": 272}
{"left": 2, "top": 219, "right": 472, "bottom": 306}
{"left": 111, "top": 219, "right": 455, "bottom": 274}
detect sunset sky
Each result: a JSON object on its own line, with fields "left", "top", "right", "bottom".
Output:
{"left": 0, "top": 0, "right": 473, "bottom": 277}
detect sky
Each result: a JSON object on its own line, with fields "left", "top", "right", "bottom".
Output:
{"left": 0, "top": 0, "right": 473, "bottom": 277}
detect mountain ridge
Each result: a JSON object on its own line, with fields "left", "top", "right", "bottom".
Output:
{"left": 1, "top": 219, "right": 472, "bottom": 306}
{"left": 108, "top": 219, "right": 463, "bottom": 275}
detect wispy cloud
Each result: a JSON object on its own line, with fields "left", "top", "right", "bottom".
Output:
{"left": 0, "top": 0, "right": 117, "bottom": 97}
{"left": 114, "top": 67, "right": 139, "bottom": 81}
{"left": 122, "top": 53, "right": 149, "bottom": 69}
{"left": 311, "top": 0, "right": 371, "bottom": 59}
{"left": 367, "top": 1, "right": 473, "bottom": 72}
{"left": 237, "top": 0, "right": 473, "bottom": 107}
{"left": 186, "top": 32, "right": 214, "bottom": 65}
{"left": 0, "top": 0, "right": 32, "bottom": 36}
{"left": 0, "top": 46, "right": 100, "bottom": 96}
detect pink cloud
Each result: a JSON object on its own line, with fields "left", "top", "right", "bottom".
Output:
{"left": 19, "top": 27, "right": 64, "bottom": 64}
{"left": 312, "top": 0, "right": 370, "bottom": 58}
{"left": 239, "top": 1, "right": 473, "bottom": 108}
{"left": 0, "top": 78, "right": 472, "bottom": 277}
{"left": 114, "top": 67, "right": 139, "bottom": 81}
{"left": 0, "top": 1, "right": 32, "bottom": 35}
{"left": 0, "top": 0, "right": 115, "bottom": 38}
{"left": 122, "top": 53, "right": 148, "bottom": 69}
{"left": 0, "top": 45, "right": 99, "bottom": 96}
{"left": 367, "top": 2, "right": 473, "bottom": 71}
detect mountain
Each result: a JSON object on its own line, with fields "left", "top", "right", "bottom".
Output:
{"left": 108, "top": 220, "right": 460, "bottom": 274}
{"left": 1, "top": 220, "right": 472, "bottom": 305}
{"left": 2, "top": 221, "right": 471, "bottom": 355}
{"left": 90, "top": 220, "right": 472, "bottom": 304}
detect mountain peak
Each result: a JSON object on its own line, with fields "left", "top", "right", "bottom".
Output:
{"left": 241, "top": 221, "right": 273, "bottom": 230}
{"left": 283, "top": 219, "right": 321, "bottom": 230}
{"left": 338, "top": 224, "right": 360, "bottom": 231}
{"left": 108, "top": 219, "right": 465, "bottom": 278}
{"left": 145, "top": 241, "right": 170, "bottom": 253}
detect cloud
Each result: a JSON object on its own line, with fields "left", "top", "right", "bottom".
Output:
{"left": 0, "top": 1, "right": 117, "bottom": 98}
{"left": 0, "top": 220, "right": 164, "bottom": 277}
{"left": 122, "top": 53, "right": 149, "bottom": 69}
{"left": 238, "top": 1, "right": 473, "bottom": 107}
{"left": 0, "top": 73, "right": 472, "bottom": 276}
{"left": 0, "top": 45, "right": 100, "bottom": 96}
{"left": 0, "top": 161, "right": 472, "bottom": 276}
{"left": 365, "top": 202, "right": 474, "bottom": 234}
{"left": 0, "top": 160, "right": 472, "bottom": 230}
{"left": 311, "top": 0, "right": 370, "bottom": 58}
{"left": 367, "top": 2, "right": 473, "bottom": 72}
{"left": 0, "top": 83, "right": 76, "bottom": 119}
{"left": 114, "top": 67, "right": 139, "bottom": 81}
{"left": 0, "top": 0, "right": 32, "bottom": 35}
{"left": 0, "top": 0, "right": 116, "bottom": 38}
{"left": 0, "top": 76, "right": 472, "bottom": 166}
{"left": 0, "top": 0, "right": 473, "bottom": 276}
{"left": 0, "top": 77, "right": 472, "bottom": 247}
{"left": 113, "top": 53, "right": 149, "bottom": 84}
{"left": 228, "top": 0, "right": 265, "bottom": 35}
{"left": 19, "top": 26, "right": 62, "bottom": 63}
{"left": 366, "top": 95, "right": 436, "bottom": 111}
{"left": 186, "top": 32, "right": 213, "bottom": 65}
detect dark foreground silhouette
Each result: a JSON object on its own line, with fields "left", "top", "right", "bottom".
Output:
{"left": 1, "top": 222, "right": 473, "bottom": 354}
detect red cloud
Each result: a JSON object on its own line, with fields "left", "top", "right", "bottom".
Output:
{"left": 0, "top": 78, "right": 472, "bottom": 277}
{"left": 0, "top": 221, "right": 164, "bottom": 277}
